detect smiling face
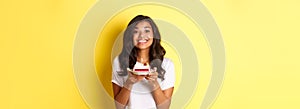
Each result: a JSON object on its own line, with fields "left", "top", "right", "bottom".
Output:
{"left": 133, "top": 21, "right": 154, "bottom": 50}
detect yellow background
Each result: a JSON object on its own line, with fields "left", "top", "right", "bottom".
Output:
{"left": 1, "top": 0, "right": 299, "bottom": 109}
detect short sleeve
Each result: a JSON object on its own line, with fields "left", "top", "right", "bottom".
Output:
{"left": 160, "top": 58, "right": 175, "bottom": 90}
{"left": 111, "top": 56, "right": 124, "bottom": 87}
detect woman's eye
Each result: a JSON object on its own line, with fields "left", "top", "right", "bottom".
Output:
{"left": 133, "top": 31, "right": 138, "bottom": 33}
{"left": 145, "top": 30, "right": 150, "bottom": 33}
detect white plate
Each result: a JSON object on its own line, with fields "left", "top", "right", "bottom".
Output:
{"left": 127, "top": 68, "right": 150, "bottom": 75}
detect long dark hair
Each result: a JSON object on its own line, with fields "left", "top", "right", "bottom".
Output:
{"left": 118, "top": 15, "right": 166, "bottom": 80}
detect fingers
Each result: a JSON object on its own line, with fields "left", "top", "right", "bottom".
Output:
{"left": 129, "top": 72, "right": 146, "bottom": 81}
{"left": 153, "top": 67, "right": 157, "bottom": 72}
{"left": 128, "top": 71, "right": 134, "bottom": 77}
{"left": 146, "top": 77, "right": 156, "bottom": 81}
{"left": 128, "top": 75, "right": 136, "bottom": 82}
{"left": 147, "top": 70, "right": 158, "bottom": 78}
{"left": 127, "top": 72, "right": 138, "bottom": 83}
{"left": 150, "top": 67, "right": 157, "bottom": 73}
{"left": 146, "top": 71, "right": 158, "bottom": 81}
{"left": 148, "top": 72, "right": 158, "bottom": 76}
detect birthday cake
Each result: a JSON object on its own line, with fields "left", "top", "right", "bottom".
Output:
{"left": 133, "top": 62, "right": 150, "bottom": 72}
{"left": 125, "top": 62, "right": 150, "bottom": 75}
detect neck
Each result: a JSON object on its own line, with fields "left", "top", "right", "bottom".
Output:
{"left": 137, "top": 49, "right": 150, "bottom": 63}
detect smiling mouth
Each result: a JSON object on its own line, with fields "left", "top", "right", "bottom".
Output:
{"left": 138, "top": 39, "right": 148, "bottom": 43}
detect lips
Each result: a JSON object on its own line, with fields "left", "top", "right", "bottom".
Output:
{"left": 137, "top": 39, "right": 148, "bottom": 44}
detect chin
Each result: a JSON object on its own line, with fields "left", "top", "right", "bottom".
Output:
{"left": 135, "top": 43, "right": 151, "bottom": 50}
{"left": 136, "top": 46, "right": 150, "bottom": 50}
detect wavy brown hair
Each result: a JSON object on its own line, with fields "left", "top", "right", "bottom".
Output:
{"left": 118, "top": 15, "right": 166, "bottom": 80}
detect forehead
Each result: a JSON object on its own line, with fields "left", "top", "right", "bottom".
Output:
{"left": 135, "top": 21, "right": 152, "bottom": 29}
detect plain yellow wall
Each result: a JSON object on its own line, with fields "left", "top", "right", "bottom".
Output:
{"left": 1, "top": 0, "right": 300, "bottom": 109}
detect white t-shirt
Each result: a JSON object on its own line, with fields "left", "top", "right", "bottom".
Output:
{"left": 112, "top": 56, "right": 175, "bottom": 109}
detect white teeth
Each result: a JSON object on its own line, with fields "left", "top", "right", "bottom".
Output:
{"left": 138, "top": 40, "right": 147, "bottom": 43}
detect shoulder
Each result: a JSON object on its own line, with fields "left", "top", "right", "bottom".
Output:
{"left": 162, "top": 58, "right": 174, "bottom": 69}
{"left": 112, "top": 56, "right": 121, "bottom": 70}
{"left": 113, "top": 56, "right": 119, "bottom": 65}
{"left": 162, "top": 58, "right": 173, "bottom": 65}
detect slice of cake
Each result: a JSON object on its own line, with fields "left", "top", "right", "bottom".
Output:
{"left": 133, "top": 62, "right": 150, "bottom": 74}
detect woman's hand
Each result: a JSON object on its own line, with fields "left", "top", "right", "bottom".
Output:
{"left": 124, "top": 72, "right": 146, "bottom": 90}
{"left": 146, "top": 67, "right": 160, "bottom": 91}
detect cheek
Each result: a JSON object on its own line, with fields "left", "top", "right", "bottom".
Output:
{"left": 147, "top": 32, "right": 154, "bottom": 37}
{"left": 133, "top": 33, "right": 139, "bottom": 40}
{"left": 132, "top": 35, "right": 138, "bottom": 45}
{"left": 148, "top": 38, "right": 154, "bottom": 45}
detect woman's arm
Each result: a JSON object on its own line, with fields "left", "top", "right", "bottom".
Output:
{"left": 151, "top": 82, "right": 174, "bottom": 109}
{"left": 146, "top": 69, "right": 174, "bottom": 109}
{"left": 113, "top": 72, "right": 146, "bottom": 109}
{"left": 112, "top": 83, "right": 132, "bottom": 109}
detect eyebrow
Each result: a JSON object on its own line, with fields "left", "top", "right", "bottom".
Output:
{"left": 144, "top": 26, "right": 151, "bottom": 29}
{"left": 134, "top": 26, "right": 152, "bottom": 29}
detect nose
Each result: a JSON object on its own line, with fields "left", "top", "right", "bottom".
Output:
{"left": 138, "top": 32, "right": 146, "bottom": 39}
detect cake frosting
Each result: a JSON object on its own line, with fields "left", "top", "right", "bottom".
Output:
{"left": 133, "top": 62, "right": 150, "bottom": 73}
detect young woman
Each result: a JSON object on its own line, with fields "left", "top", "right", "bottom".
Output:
{"left": 112, "top": 15, "right": 175, "bottom": 109}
